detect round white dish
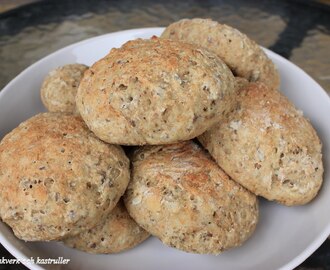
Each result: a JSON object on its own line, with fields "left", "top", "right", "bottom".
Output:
{"left": 0, "top": 28, "right": 329, "bottom": 270}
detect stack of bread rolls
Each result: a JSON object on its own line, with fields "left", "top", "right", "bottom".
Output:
{"left": 0, "top": 18, "right": 323, "bottom": 255}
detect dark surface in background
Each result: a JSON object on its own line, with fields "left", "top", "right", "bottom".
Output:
{"left": 0, "top": 247, "right": 27, "bottom": 270}
{"left": 1, "top": 0, "right": 329, "bottom": 55}
{"left": 0, "top": 0, "right": 329, "bottom": 92}
{"left": 0, "top": 0, "right": 329, "bottom": 269}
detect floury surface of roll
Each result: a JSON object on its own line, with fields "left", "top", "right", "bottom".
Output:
{"left": 198, "top": 82, "right": 323, "bottom": 206}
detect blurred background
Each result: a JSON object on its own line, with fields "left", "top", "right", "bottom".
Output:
{"left": 0, "top": 0, "right": 329, "bottom": 269}
{"left": 0, "top": 0, "right": 36, "bottom": 13}
{"left": 0, "top": 0, "right": 329, "bottom": 93}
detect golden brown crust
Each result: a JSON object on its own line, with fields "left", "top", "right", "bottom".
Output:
{"left": 161, "top": 18, "right": 280, "bottom": 90}
{"left": 41, "top": 64, "right": 88, "bottom": 113}
{"left": 124, "top": 141, "right": 258, "bottom": 254}
{"left": 198, "top": 82, "right": 323, "bottom": 205}
{"left": 63, "top": 200, "right": 149, "bottom": 254}
{"left": 0, "top": 113, "right": 130, "bottom": 241}
{"left": 76, "top": 37, "right": 236, "bottom": 145}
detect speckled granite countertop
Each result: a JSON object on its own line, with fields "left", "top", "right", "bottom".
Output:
{"left": 0, "top": 0, "right": 329, "bottom": 269}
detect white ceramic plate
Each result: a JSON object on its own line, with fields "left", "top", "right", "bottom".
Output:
{"left": 0, "top": 28, "right": 329, "bottom": 270}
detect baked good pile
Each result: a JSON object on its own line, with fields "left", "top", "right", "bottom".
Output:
{"left": 0, "top": 18, "right": 323, "bottom": 255}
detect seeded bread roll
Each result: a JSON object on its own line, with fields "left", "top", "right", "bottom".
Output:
{"left": 124, "top": 141, "right": 258, "bottom": 255}
{"left": 198, "top": 82, "right": 323, "bottom": 206}
{"left": 76, "top": 37, "right": 236, "bottom": 145}
{"left": 41, "top": 64, "right": 88, "bottom": 113}
{"left": 0, "top": 113, "right": 130, "bottom": 241}
{"left": 64, "top": 200, "right": 150, "bottom": 254}
{"left": 161, "top": 18, "right": 280, "bottom": 90}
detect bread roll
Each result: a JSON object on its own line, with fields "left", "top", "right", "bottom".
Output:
{"left": 76, "top": 37, "right": 236, "bottom": 145}
{"left": 198, "top": 82, "right": 323, "bottom": 205}
{"left": 41, "top": 64, "right": 88, "bottom": 113}
{"left": 0, "top": 113, "right": 130, "bottom": 241}
{"left": 124, "top": 141, "right": 258, "bottom": 254}
{"left": 64, "top": 200, "right": 149, "bottom": 254}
